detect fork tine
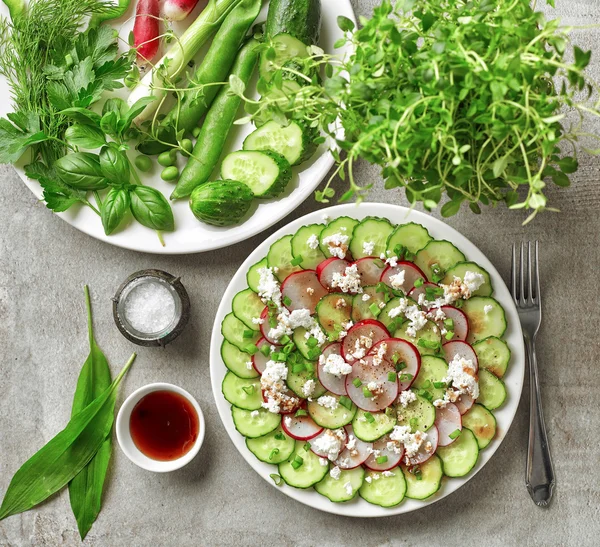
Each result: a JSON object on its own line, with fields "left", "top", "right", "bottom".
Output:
{"left": 535, "top": 241, "right": 541, "bottom": 305}
{"left": 520, "top": 242, "right": 526, "bottom": 306}
{"left": 527, "top": 241, "right": 534, "bottom": 304}
{"left": 511, "top": 243, "right": 518, "bottom": 303}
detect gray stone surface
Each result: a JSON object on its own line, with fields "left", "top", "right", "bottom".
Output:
{"left": 1, "top": 1, "right": 600, "bottom": 545}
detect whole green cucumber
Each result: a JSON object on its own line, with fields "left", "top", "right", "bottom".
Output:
{"left": 171, "top": 38, "right": 260, "bottom": 200}
{"left": 265, "top": 0, "right": 322, "bottom": 45}
{"left": 189, "top": 180, "right": 254, "bottom": 226}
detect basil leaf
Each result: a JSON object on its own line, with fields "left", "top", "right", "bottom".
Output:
{"left": 99, "top": 146, "right": 130, "bottom": 183}
{"left": 100, "top": 111, "right": 119, "bottom": 139}
{"left": 59, "top": 108, "right": 102, "bottom": 127}
{"left": 68, "top": 286, "right": 112, "bottom": 540}
{"left": 55, "top": 152, "right": 107, "bottom": 190}
{"left": 102, "top": 98, "right": 128, "bottom": 117}
{"left": 101, "top": 187, "right": 130, "bottom": 235}
{"left": 0, "top": 354, "right": 136, "bottom": 521}
{"left": 130, "top": 186, "right": 174, "bottom": 231}
{"left": 65, "top": 124, "right": 107, "bottom": 149}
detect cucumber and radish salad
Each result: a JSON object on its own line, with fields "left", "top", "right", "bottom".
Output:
{"left": 219, "top": 215, "right": 511, "bottom": 507}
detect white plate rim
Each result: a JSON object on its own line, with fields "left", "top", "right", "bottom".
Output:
{"left": 209, "top": 202, "right": 526, "bottom": 517}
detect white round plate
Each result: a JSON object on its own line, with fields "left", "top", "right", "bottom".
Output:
{"left": 210, "top": 203, "right": 525, "bottom": 517}
{"left": 0, "top": 1, "right": 355, "bottom": 254}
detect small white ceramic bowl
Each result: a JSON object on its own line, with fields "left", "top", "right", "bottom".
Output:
{"left": 116, "top": 383, "right": 205, "bottom": 472}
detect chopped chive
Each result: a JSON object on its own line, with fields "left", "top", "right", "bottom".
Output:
{"left": 421, "top": 379, "right": 432, "bottom": 389}
{"left": 270, "top": 473, "right": 282, "bottom": 485}
{"left": 430, "top": 263, "right": 444, "bottom": 283}
{"left": 245, "top": 344, "right": 259, "bottom": 354}
{"left": 414, "top": 278, "right": 424, "bottom": 288}
{"left": 393, "top": 244, "right": 404, "bottom": 257}
{"left": 449, "top": 429, "right": 462, "bottom": 440}
{"left": 291, "top": 362, "right": 306, "bottom": 374}
{"left": 287, "top": 351, "right": 298, "bottom": 364}
{"left": 291, "top": 459, "right": 302, "bottom": 470}
{"left": 283, "top": 295, "right": 292, "bottom": 307}
{"left": 433, "top": 381, "right": 447, "bottom": 389}
{"left": 306, "top": 336, "right": 318, "bottom": 348}
{"left": 364, "top": 412, "right": 375, "bottom": 423}
{"left": 445, "top": 331, "right": 455, "bottom": 340}
{"left": 260, "top": 344, "right": 271, "bottom": 356}
{"left": 243, "top": 329, "right": 254, "bottom": 339}
{"left": 307, "top": 347, "right": 321, "bottom": 360}
{"left": 283, "top": 343, "right": 295, "bottom": 354}
{"left": 280, "top": 334, "right": 291, "bottom": 345}
{"left": 295, "top": 409, "right": 307, "bottom": 417}
{"left": 327, "top": 331, "right": 338, "bottom": 342}
{"left": 409, "top": 417, "right": 419, "bottom": 431}
{"left": 271, "top": 352, "right": 287, "bottom": 361}
{"left": 303, "top": 442, "right": 311, "bottom": 451}
{"left": 376, "top": 455, "right": 388, "bottom": 464}
{"left": 274, "top": 432, "right": 286, "bottom": 441}
{"left": 414, "top": 466, "right": 423, "bottom": 481}
{"left": 352, "top": 378, "right": 363, "bottom": 388}
{"left": 304, "top": 362, "right": 315, "bottom": 374}
{"left": 369, "top": 302, "right": 382, "bottom": 317}
{"left": 242, "top": 385, "right": 256, "bottom": 395}
{"left": 269, "top": 448, "right": 280, "bottom": 460}
{"left": 339, "top": 395, "right": 353, "bottom": 410}
{"left": 399, "top": 373, "right": 413, "bottom": 382}
{"left": 363, "top": 387, "right": 374, "bottom": 398}
{"left": 388, "top": 371, "right": 397, "bottom": 382}
{"left": 418, "top": 389, "right": 433, "bottom": 401}
{"left": 290, "top": 255, "right": 303, "bottom": 266}
{"left": 418, "top": 338, "right": 440, "bottom": 349}
{"left": 443, "top": 318, "right": 454, "bottom": 329}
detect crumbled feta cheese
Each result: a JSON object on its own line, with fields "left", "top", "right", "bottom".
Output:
{"left": 398, "top": 390, "right": 417, "bottom": 408}
{"left": 352, "top": 334, "right": 373, "bottom": 359}
{"left": 246, "top": 360, "right": 254, "bottom": 370}
{"left": 365, "top": 476, "right": 372, "bottom": 484}
{"left": 307, "top": 234, "right": 320, "bottom": 250}
{"left": 288, "top": 308, "right": 313, "bottom": 330}
{"left": 322, "top": 233, "right": 349, "bottom": 259}
{"left": 306, "top": 287, "right": 315, "bottom": 295}
{"left": 463, "top": 271, "right": 485, "bottom": 294}
{"left": 321, "top": 353, "right": 352, "bottom": 376}
{"left": 250, "top": 410, "right": 259, "bottom": 418}
{"left": 389, "top": 270, "right": 406, "bottom": 291}
{"left": 284, "top": 416, "right": 292, "bottom": 428}
{"left": 321, "top": 213, "right": 331, "bottom": 223}
{"left": 371, "top": 342, "right": 388, "bottom": 367}
{"left": 444, "top": 355, "right": 479, "bottom": 399}
{"left": 427, "top": 307, "right": 446, "bottom": 322}
{"left": 388, "top": 298, "right": 409, "bottom": 319}
{"left": 252, "top": 316, "right": 264, "bottom": 325}
{"left": 362, "top": 293, "right": 371, "bottom": 302}
{"left": 331, "top": 264, "right": 363, "bottom": 294}
{"left": 319, "top": 457, "right": 328, "bottom": 467}
{"left": 382, "top": 471, "right": 395, "bottom": 477}
{"left": 441, "top": 271, "right": 485, "bottom": 303}
{"left": 484, "top": 304, "right": 493, "bottom": 315}
{"left": 344, "top": 482, "right": 353, "bottom": 496}
{"left": 346, "top": 435, "right": 357, "bottom": 451}
{"left": 405, "top": 305, "right": 428, "bottom": 337}
{"left": 262, "top": 360, "right": 288, "bottom": 384}
{"left": 257, "top": 267, "right": 281, "bottom": 306}
{"left": 390, "top": 425, "right": 428, "bottom": 459}
{"left": 387, "top": 440, "right": 403, "bottom": 455}
{"left": 261, "top": 360, "right": 298, "bottom": 414}
{"left": 302, "top": 379, "right": 316, "bottom": 397}
{"left": 330, "top": 466, "right": 342, "bottom": 480}
{"left": 312, "top": 428, "right": 345, "bottom": 461}
{"left": 317, "top": 395, "right": 339, "bottom": 410}
{"left": 378, "top": 301, "right": 386, "bottom": 309}
{"left": 363, "top": 241, "right": 375, "bottom": 256}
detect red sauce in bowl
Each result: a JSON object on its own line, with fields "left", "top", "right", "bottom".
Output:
{"left": 130, "top": 390, "right": 199, "bottom": 461}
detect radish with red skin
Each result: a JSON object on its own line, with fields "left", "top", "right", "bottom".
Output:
{"left": 381, "top": 261, "right": 426, "bottom": 293}
{"left": 163, "top": 0, "right": 206, "bottom": 21}
{"left": 405, "top": 425, "right": 439, "bottom": 466}
{"left": 354, "top": 257, "right": 386, "bottom": 286}
{"left": 408, "top": 281, "right": 440, "bottom": 308}
{"left": 134, "top": 0, "right": 160, "bottom": 66}
{"left": 455, "top": 393, "right": 475, "bottom": 415}
{"left": 259, "top": 307, "right": 281, "bottom": 346}
{"left": 310, "top": 428, "right": 348, "bottom": 459}
{"left": 345, "top": 355, "right": 398, "bottom": 411}
{"left": 335, "top": 425, "right": 372, "bottom": 469}
{"left": 281, "top": 270, "right": 328, "bottom": 314}
{"left": 316, "top": 258, "right": 350, "bottom": 291}
{"left": 252, "top": 337, "right": 270, "bottom": 374}
{"left": 439, "top": 305, "right": 469, "bottom": 341}
{"left": 434, "top": 402, "right": 462, "bottom": 446}
{"left": 364, "top": 436, "right": 404, "bottom": 471}
{"left": 443, "top": 340, "right": 479, "bottom": 370}
{"left": 341, "top": 319, "right": 389, "bottom": 364}
{"left": 282, "top": 414, "right": 323, "bottom": 441}
{"left": 368, "top": 338, "right": 421, "bottom": 391}
{"left": 316, "top": 343, "right": 348, "bottom": 396}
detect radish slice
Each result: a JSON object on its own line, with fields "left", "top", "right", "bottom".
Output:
{"left": 335, "top": 425, "right": 372, "bottom": 469}
{"left": 455, "top": 393, "right": 475, "bottom": 414}
{"left": 252, "top": 338, "right": 270, "bottom": 374}
{"left": 341, "top": 320, "right": 389, "bottom": 364}
{"left": 381, "top": 262, "right": 426, "bottom": 293}
{"left": 316, "top": 258, "right": 351, "bottom": 291}
{"left": 364, "top": 435, "right": 404, "bottom": 471}
{"left": 316, "top": 343, "right": 348, "bottom": 396}
{"left": 439, "top": 306, "right": 469, "bottom": 341}
{"left": 405, "top": 425, "right": 439, "bottom": 466}
{"left": 435, "top": 403, "right": 462, "bottom": 446}
{"left": 354, "top": 257, "right": 387, "bottom": 286}
{"left": 368, "top": 338, "right": 421, "bottom": 391}
{"left": 134, "top": 0, "right": 160, "bottom": 65}
{"left": 408, "top": 282, "right": 441, "bottom": 308}
{"left": 345, "top": 355, "right": 398, "bottom": 411}
{"left": 281, "top": 270, "right": 328, "bottom": 314}
{"left": 310, "top": 428, "right": 348, "bottom": 459}
{"left": 282, "top": 413, "right": 323, "bottom": 441}
{"left": 259, "top": 307, "right": 281, "bottom": 346}
{"left": 443, "top": 340, "right": 479, "bottom": 370}
{"left": 162, "top": 0, "right": 203, "bottom": 21}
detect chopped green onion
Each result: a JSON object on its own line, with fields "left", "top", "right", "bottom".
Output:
{"left": 405, "top": 250, "right": 415, "bottom": 261}
{"left": 291, "top": 459, "right": 303, "bottom": 470}
{"left": 295, "top": 409, "right": 307, "bottom": 417}
{"left": 433, "top": 381, "right": 447, "bottom": 389}
{"left": 352, "top": 378, "right": 363, "bottom": 388}
{"left": 387, "top": 371, "right": 397, "bottom": 382}
{"left": 307, "top": 347, "right": 321, "bottom": 360}
{"left": 270, "top": 473, "right": 282, "bottom": 485}
{"left": 303, "top": 442, "right": 312, "bottom": 451}
{"left": 445, "top": 331, "right": 455, "bottom": 340}
{"left": 393, "top": 244, "right": 405, "bottom": 258}
{"left": 269, "top": 448, "right": 280, "bottom": 461}
{"left": 274, "top": 432, "right": 286, "bottom": 441}
{"left": 418, "top": 338, "right": 440, "bottom": 350}
{"left": 280, "top": 334, "right": 291, "bottom": 345}
{"left": 339, "top": 395, "right": 353, "bottom": 410}
{"left": 290, "top": 255, "right": 303, "bottom": 266}
{"left": 414, "top": 278, "right": 424, "bottom": 288}
{"left": 421, "top": 379, "right": 432, "bottom": 389}
{"left": 443, "top": 318, "right": 454, "bottom": 330}
{"left": 364, "top": 412, "right": 375, "bottom": 423}
{"left": 269, "top": 317, "right": 277, "bottom": 328}
{"left": 385, "top": 406, "right": 396, "bottom": 418}
{"left": 287, "top": 351, "right": 298, "bottom": 364}
{"left": 414, "top": 467, "right": 423, "bottom": 481}
{"left": 283, "top": 343, "right": 294, "bottom": 354}
{"left": 242, "top": 385, "right": 256, "bottom": 395}
{"left": 271, "top": 352, "right": 287, "bottom": 362}
{"left": 449, "top": 429, "right": 462, "bottom": 440}
{"left": 454, "top": 299, "right": 464, "bottom": 309}
{"left": 291, "top": 362, "right": 306, "bottom": 374}
{"left": 431, "top": 263, "right": 444, "bottom": 283}
{"left": 369, "top": 302, "right": 382, "bottom": 317}
{"left": 245, "top": 344, "right": 259, "bottom": 354}
{"left": 243, "top": 329, "right": 254, "bottom": 339}
{"left": 409, "top": 417, "right": 419, "bottom": 431}
{"left": 395, "top": 361, "right": 407, "bottom": 373}
{"left": 418, "top": 389, "right": 433, "bottom": 402}
{"left": 283, "top": 295, "right": 292, "bottom": 307}
{"left": 363, "top": 387, "right": 374, "bottom": 398}
{"left": 399, "top": 373, "right": 413, "bottom": 382}
{"left": 376, "top": 455, "right": 388, "bottom": 464}
{"left": 306, "top": 337, "right": 318, "bottom": 348}
{"left": 304, "top": 362, "right": 315, "bottom": 373}
{"left": 260, "top": 344, "right": 271, "bottom": 356}
{"left": 327, "top": 331, "right": 339, "bottom": 342}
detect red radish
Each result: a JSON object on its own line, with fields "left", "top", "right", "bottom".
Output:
{"left": 335, "top": 425, "right": 372, "bottom": 469}
{"left": 455, "top": 393, "right": 475, "bottom": 414}
{"left": 380, "top": 261, "right": 426, "bottom": 294}
{"left": 252, "top": 338, "right": 270, "bottom": 374}
{"left": 134, "top": 0, "right": 160, "bottom": 66}
{"left": 310, "top": 428, "right": 348, "bottom": 459}
{"left": 364, "top": 436, "right": 404, "bottom": 472}
{"left": 162, "top": 0, "right": 205, "bottom": 21}
{"left": 316, "top": 343, "right": 348, "bottom": 396}
{"left": 259, "top": 307, "right": 281, "bottom": 346}
{"left": 281, "top": 270, "right": 328, "bottom": 314}
{"left": 354, "top": 257, "right": 387, "bottom": 286}
{"left": 443, "top": 340, "right": 479, "bottom": 370}
{"left": 316, "top": 258, "right": 350, "bottom": 291}
{"left": 435, "top": 403, "right": 462, "bottom": 446}
{"left": 404, "top": 425, "right": 438, "bottom": 466}
{"left": 345, "top": 355, "right": 398, "bottom": 411}
{"left": 282, "top": 413, "right": 323, "bottom": 441}
{"left": 408, "top": 282, "right": 440, "bottom": 308}
{"left": 439, "top": 306, "right": 469, "bottom": 341}
{"left": 341, "top": 319, "right": 389, "bottom": 364}
{"left": 368, "top": 338, "right": 421, "bottom": 391}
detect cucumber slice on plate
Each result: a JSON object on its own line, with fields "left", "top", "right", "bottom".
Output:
{"left": 232, "top": 406, "right": 281, "bottom": 438}
{"left": 316, "top": 293, "right": 353, "bottom": 336}
{"left": 287, "top": 369, "right": 327, "bottom": 399}
{"left": 396, "top": 393, "right": 436, "bottom": 432}
{"left": 247, "top": 257, "right": 268, "bottom": 293}
{"left": 291, "top": 224, "right": 326, "bottom": 270}
{"left": 443, "top": 261, "right": 493, "bottom": 297}
{"left": 222, "top": 312, "right": 260, "bottom": 352}
{"left": 461, "top": 403, "right": 497, "bottom": 449}
{"left": 394, "top": 320, "right": 442, "bottom": 356}
{"left": 352, "top": 409, "right": 396, "bottom": 442}
{"left": 414, "top": 240, "right": 466, "bottom": 281}
{"left": 351, "top": 285, "right": 386, "bottom": 322}
{"left": 243, "top": 121, "right": 314, "bottom": 166}
{"left": 461, "top": 297, "right": 507, "bottom": 343}
{"left": 473, "top": 336, "right": 511, "bottom": 378}
{"left": 412, "top": 355, "right": 448, "bottom": 401}
{"left": 246, "top": 426, "right": 296, "bottom": 464}
{"left": 267, "top": 234, "right": 302, "bottom": 282}
{"left": 378, "top": 296, "right": 417, "bottom": 330}
{"left": 221, "top": 340, "right": 259, "bottom": 379}
{"left": 319, "top": 216, "right": 357, "bottom": 258}
{"left": 260, "top": 33, "right": 310, "bottom": 81}
{"left": 308, "top": 392, "right": 357, "bottom": 429}
{"left": 315, "top": 466, "right": 365, "bottom": 502}
{"left": 359, "top": 467, "right": 407, "bottom": 507}
{"left": 221, "top": 150, "right": 292, "bottom": 198}
{"left": 232, "top": 288, "right": 265, "bottom": 330}
{"left": 349, "top": 217, "right": 394, "bottom": 259}
{"left": 402, "top": 453, "right": 443, "bottom": 499}
{"left": 279, "top": 440, "right": 329, "bottom": 488}
{"left": 387, "top": 222, "right": 432, "bottom": 255}
{"left": 222, "top": 372, "right": 262, "bottom": 410}
{"left": 477, "top": 369, "right": 507, "bottom": 410}
{"left": 436, "top": 427, "right": 479, "bottom": 477}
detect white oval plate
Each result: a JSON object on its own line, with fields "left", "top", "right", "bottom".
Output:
{"left": 210, "top": 202, "right": 525, "bottom": 517}
{"left": 0, "top": 1, "right": 355, "bottom": 254}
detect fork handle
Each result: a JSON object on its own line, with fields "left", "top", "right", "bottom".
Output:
{"left": 525, "top": 337, "right": 555, "bottom": 506}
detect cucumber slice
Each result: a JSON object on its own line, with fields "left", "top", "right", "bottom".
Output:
{"left": 351, "top": 285, "right": 387, "bottom": 322}
{"left": 221, "top": 150, "right": 292, "bottom": 198}
{"left": 443, "top": 261, "right": 493, "bottom": 297}
{"left": 473, "top": 336, "right": 511, "bottom": 378}
{"left": 308, "top": 392, "right": 357, "bottom": 429}
{"left": 477, "top": 369, "right": 507, "bottom": 410}
{"left": 461, "top": 404, "right": 497, "bottom": 449}
{"left": 378, "top": 296, "right": 418, "bottom": 331}
{"left": 349, "top": 217, "right": 395, "bottom": 259}
{"left": 287, "top": 368, "right": 327, "bottom": 399}
{"left": 243, "top": 120, "right": 312, "bottom": 166}
{"left": 247, "top": 257, "right": 268, "bottom": 293}
{"left": 402, "top": 454, "right": 443, "bottom": 499}
{"left": 387, "top": 223, "right": 432, "bottom": 255}
{"left": 316, "top": 293, "right": 353, "bottom": 336}
{"left": 267, "top": 234, "right": 302, "bottom": 282}
{"left": 231, "top": 406, "right": 281, "bottom": 438}
{"left": 461, "top": 297, "right": 507, "bottom": 343}
{"left": 436, "top": 427, "right": 479, "bottom": 477}
{"left": 222, "top": 312, "right": 260, "bottom": 352}
{"left": 291, "top": 224, "right": 326, "bottom": 270}
{"left": 232, "top": 288, "right": 265, "bottom": 331}
{"left": 414, "top": 240, "right": 466, "bottom": 281}
{"left": 412, "top": 355, "right": 448, "bottom": 402}
{"left": 393, "top": 320, "right": 442, "bottom": 356}
{"left": 359, "top": 468, "right": 407, "bottom": 507}
{"left": 221, "top": 340, "right": 259, "bottom": 379}
{"left": 246, "top": 426, "right": 296, "bottom": 464}
{"left": 279, "top": 440, "right": 329, "bottom": 488}
{"left": 315, "top": 466, "right": 365, "bottom": 502}
{"left": 222, "top": 372, "right": 262, "bottom": 411}
{"left": 260, "top": 33, "right": 310, "bottom": 81}
{"left": 292, "top": 327, "right": 312, "bottom": 360}
{"left": 352, "top": 409, "right": 396, "bottom": 442}
{"left": 397, "top": 393, "right": 436, "bottom": 432}
{"left": 319, "top": 216, "right": 357, "bottom": 258}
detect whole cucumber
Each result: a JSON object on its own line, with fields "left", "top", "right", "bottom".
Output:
{"left": 189, "top": 180, "right": 254, "bottom": 226}
{"left": 265, "top": 0, "right": 322, "bottom": 45}
{"left": 171, "top": 38, "right": 260, "bottom": 200}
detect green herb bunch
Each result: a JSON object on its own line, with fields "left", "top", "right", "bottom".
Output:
{"left": 254, "top": 0, "right": 600, "bottom": 221}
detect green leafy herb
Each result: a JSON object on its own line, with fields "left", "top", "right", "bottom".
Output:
{"left": 99, "top": 145, "right": 131, "bottom": 184}
{"left": 101, "top": 187, "right": 130, "bottom": 236}
{"left": 387, "top": 371, "right": 397, "bottom": 382}
{"left": 376, "top": 455, "right": 388, "bottom": 464}
{"left": 130, "top": 186, "right": 175, "bottom": 232}
{"left": 339, "top": 395, "right": 353, "bottom": 410}
{"left": 352, "top": 378, "right": 362, "bottom": 388}
{"left": 364, "top": 412, "right": 375, "bottom": 423}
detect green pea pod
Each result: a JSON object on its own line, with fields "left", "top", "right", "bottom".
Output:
{"left": 171, "top": 38, "right": 260, "bottom": 200}
{"left": 101, "top": 187, "right": 131, "bottom": 235}
{"left": 89, "top": 0, "right": 130, "bottom": 27}
{"left": 99, "top": 146, "right": 131, "bottom": 183}
{"left": 130, "top": 186, "right": 175, "bottom": 231}
{"left": 55, "top": 153, "right": 107, "bottom": 191}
